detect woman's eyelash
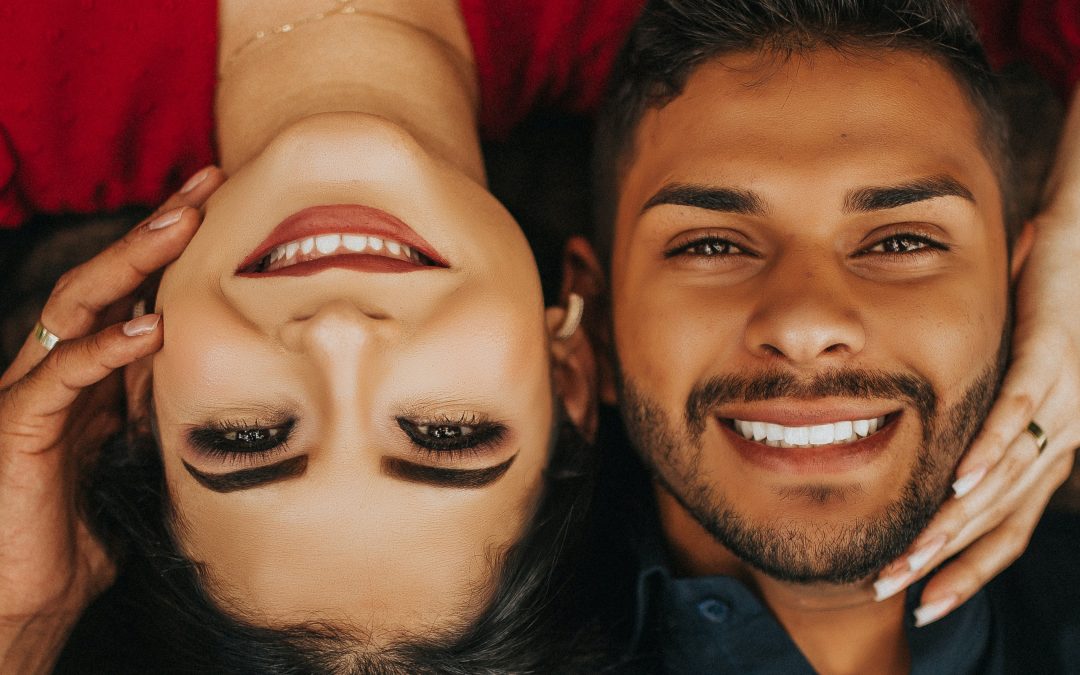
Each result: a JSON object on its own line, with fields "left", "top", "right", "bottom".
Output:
{"left": 396, "top": 416, "right": 507, "bottom": 458}
{"left": 188, "top": 419, "right": 295, "bottom": 464}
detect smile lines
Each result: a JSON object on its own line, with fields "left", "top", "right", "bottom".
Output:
{"left": 259, "top": 232, "right": 428, "bottom": 272}
{"left": 731, "top": 416, "right": 887, "bottom": 448}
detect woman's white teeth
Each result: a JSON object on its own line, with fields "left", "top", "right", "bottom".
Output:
{"left": 263, "top": 233, "right": 419, "bottom": 270}
{"left": 734, "top": 416, "right": 887, "bottom": 448}
{"left": 315, "top": 234, "right": 340, "bottom": 254}
{"left": 343, "top": 235, "right": 367, "bottom": 251}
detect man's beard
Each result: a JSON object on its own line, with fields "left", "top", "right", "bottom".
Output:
{"left": 618, "top": 342, "right": 1007, "bottom": 584}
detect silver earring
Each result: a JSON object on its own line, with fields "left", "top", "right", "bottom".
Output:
{"left": 555, "top": 293, "right": 584, "bottom": 340}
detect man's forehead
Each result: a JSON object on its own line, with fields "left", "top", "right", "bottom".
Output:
{"left": 619, "top": 48, "right": 995, "bottom": 217}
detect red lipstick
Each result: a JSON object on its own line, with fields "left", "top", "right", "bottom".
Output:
{"left": 236, "top": 204, "right": 448, "bottom": 276}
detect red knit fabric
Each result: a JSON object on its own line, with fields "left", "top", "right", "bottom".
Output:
{"left": 0, "top": 0, "right": 1075, "bottom": 228}
{"left": 0, "top": 1, "right": 218, "bottom": 227}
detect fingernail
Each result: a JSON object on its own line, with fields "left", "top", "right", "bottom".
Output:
{"left": 906, "top": 534, "right": 947, "bottom": 573}
{"left": 873, "top": 570, "right": 915, "bottom": 602}
{"left": 146, "top": 207, "right": 185, "bottom": 231}
{"left": 914, "top": 594, "right": 958, "bottom": 627}
{"left": 179, "top": 168, "right": 210, "bottom": 193}
{"left": 123, "top": 313, "right": 160, "bottom": 336}
{"left": 952, "top": 464, "right": 987, "bottom": 498}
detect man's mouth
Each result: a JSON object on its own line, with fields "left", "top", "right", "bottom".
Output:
{"left": 728, "top": 415, "right": 889, "bottom": 448}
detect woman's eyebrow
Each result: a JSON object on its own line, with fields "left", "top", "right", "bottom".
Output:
{"left": 182, "top": 455, "right": 308, "bottom": 493}
{"left": 382, "top": 453, "right": 517, "bottom": 489}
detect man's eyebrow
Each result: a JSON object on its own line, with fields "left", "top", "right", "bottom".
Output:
{"left": 182, "top": 455, "right": 308, "bottom": 493}
{"left": 641, "top": 183, "right": 767, "bottom": 216}
{"left": 382, "top": 454, "right": 517, "bottom": 489}
{"left": 844, "top": 175, "right": 975, "bottom": 212}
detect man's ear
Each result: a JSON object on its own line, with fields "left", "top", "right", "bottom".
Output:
{"left": 1010, "top": 220, "right": 1036, "bottom": 281}
{"left": 559, "top": 236, "right": 617, "bottom": 407}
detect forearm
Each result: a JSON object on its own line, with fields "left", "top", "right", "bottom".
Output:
{"left": 1038, "top": 86, "right": 1080, "bottom": 227}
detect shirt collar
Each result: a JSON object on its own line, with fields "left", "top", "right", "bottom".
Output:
{"left": 621, "top": 476, "right": 995, "bottom": 673}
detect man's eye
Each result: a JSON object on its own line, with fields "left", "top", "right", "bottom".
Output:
{"left": 397, "top": 417, "right": 506, "bottom": 455}
{"left": 864, "top": 234, "right": 945, "bottom": 255}
{"left": 666, "top": 237, "right": 746, "bottom": 258}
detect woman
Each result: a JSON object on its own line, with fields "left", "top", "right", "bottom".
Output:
{"left": 2, "top": 2, "right": 612, "bottom": 672}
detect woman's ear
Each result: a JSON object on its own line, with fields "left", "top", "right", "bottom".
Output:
{"left": 560, "top": 237, "right": 617, "bottom": 406}
{"left": 546, "top": 295, "right": 598, "bottom": 441}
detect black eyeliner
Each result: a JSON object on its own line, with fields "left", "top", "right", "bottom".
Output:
{"left": 382, "top": 454, "right": 517, "bottom": 489}
{"left": 183, "top": 455, "right": 308, "bottom": 493}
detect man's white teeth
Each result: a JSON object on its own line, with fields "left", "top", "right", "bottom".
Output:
{"left": 734, "top": 416, "right": 887, "bottom": 447}
{"left": 262, "top": 233, "right": 419, "bottom": 270}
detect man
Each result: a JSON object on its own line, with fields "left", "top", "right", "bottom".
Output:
{"left": 565, "top": 0, "right": 1080, "bottom": 672}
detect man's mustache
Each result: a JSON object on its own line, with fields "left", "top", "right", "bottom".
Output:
{"left": 685, "top": 369, "right": 937, "bottom": 437}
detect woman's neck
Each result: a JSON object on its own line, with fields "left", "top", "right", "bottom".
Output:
{"left": 215, "top": 0, "right": 483, "bottom": 183}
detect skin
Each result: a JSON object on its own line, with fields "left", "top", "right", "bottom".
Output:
{"left": 152, "top": 113, "right": 557, "bottom": 638}
{"left": 604, "top": 49, "right": 1027, "bottom": 674}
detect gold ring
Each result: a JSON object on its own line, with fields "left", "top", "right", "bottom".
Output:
{"left": 1026, "top": 420, "right": 1048, "bottom": 454}
{"left": 32, "top": 320, "right": 62, "bottom": 351}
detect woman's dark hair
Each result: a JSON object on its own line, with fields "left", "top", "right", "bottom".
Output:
{"left": 74, "top": 410, "right": 613, "bottom": 674}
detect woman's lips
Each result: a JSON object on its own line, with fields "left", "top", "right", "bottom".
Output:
{"left": 236, "top": 204, "right": 448, "bottom": 276}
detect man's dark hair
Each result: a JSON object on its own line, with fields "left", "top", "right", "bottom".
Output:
{"left": 592, "top": 0, "right": 1017, "bottom": 264}
{"left": 64, "top": 414, "right": 613, "bottom": 674}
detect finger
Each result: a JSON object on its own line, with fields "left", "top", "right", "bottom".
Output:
{"left": 0, "top": 167, "right": 223, "bottom": 387}
{"left": 952, "top": 349, "right": 1053, "bottom": 489}
{"left": 41, "top": 166, "right": 224, "bottom": 335}
{"left": 0, "top": 315, "right": 162, "bottom": 456}
{"left": 874, "top": 434, "right": 1068, "bottom": 602}
{"left": 148, "top": 165, "right": 226, "bottom": 218}
{"left": 910, "top": 487, "right": 1050, "bottom": 627}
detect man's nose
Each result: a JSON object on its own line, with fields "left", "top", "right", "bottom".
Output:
{"left": 743, "top": 255, "right": 866, "bottom": 366}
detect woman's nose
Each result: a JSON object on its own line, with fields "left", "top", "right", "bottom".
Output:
{"left": 279, "top": 299, "right": 394, "bottom": 360}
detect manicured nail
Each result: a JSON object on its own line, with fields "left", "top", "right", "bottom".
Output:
{"left": 123, "top": 313, "right": 160, "bottom": 336}
{"left": 906, "top": 534, "right": 947, "bottom": 573}
{"left": 873, "top": 570, "right": 915, "bottom": 602}
{"left": 913, "top": 594, "right": 958, "bottom": 627}
{"left": 952, "top": 464, "right": 987, "bottom": 498}
{"left": 146, "top": 207, "right": 185, "bottom": 231}
{"left": 179, "top": 168, "right": 210, "bottom": 193}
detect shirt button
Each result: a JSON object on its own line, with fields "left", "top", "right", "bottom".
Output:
{"left": 697, "top": 598, "right": 730, "bottom": 623}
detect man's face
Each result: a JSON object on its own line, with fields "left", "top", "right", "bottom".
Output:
{"left": 609, "top": 49, "right": 1011, "bottom": 582}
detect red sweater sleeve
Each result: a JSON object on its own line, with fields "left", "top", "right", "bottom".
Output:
{"left": 0, "top": 2, "right": 217, "bottom": 228}
{"left": 460, "top": 0, "right": 644, "bottom": 138}
{"left": 970, "top": 0, "right": 1080, "bottom": 98}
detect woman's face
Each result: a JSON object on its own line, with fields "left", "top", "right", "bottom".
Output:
{"left": 152, "top": 113, "right": 555, "bottom": 641}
